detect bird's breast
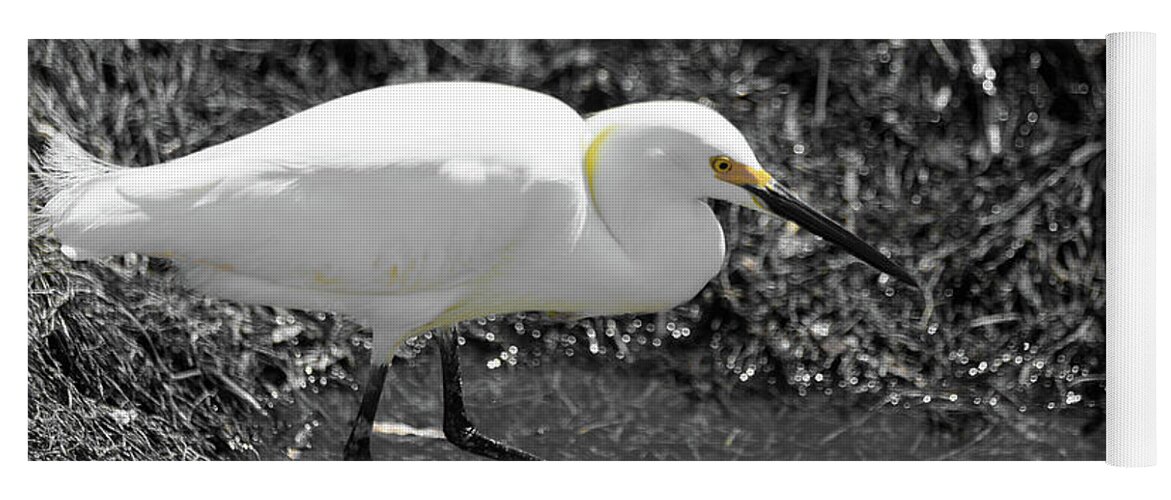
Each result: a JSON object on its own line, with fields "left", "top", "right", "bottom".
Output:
{"left": 515, "top": 199, "right": 726, "bottom": 316}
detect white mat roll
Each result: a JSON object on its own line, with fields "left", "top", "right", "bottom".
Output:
{"left": 1106, "top": 31, "right": 1156, "bottom": 467}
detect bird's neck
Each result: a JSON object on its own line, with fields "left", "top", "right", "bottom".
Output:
{"left": 581, "top": 125, "right": 726, "bottom": 304}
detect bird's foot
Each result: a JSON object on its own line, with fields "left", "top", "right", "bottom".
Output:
{"left": 442, "top": 422, "right": 541, "bottom": 461}
{"left": 436, "top": 327, "right": 542, "bottom": 461}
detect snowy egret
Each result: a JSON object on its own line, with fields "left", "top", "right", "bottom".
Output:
{"left": 39, "top": 82, "right": 917, "bottom": 460}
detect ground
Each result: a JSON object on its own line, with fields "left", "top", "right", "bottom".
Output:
{"left": 28, "top": 40, "right": 1105, "bottom": 460}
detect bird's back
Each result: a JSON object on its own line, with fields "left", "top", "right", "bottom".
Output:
{"left": 43, "top": 82, "right": 589, "bottom": 318}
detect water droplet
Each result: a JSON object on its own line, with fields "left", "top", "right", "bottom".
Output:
{"left": 1029, "top": 52, "right": 1042, "bottom": 68}
{"left": 811, "top": 321, "right": 831, "bottom": 337}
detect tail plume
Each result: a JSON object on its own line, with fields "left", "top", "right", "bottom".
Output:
{"left": 31, "top": 131, "right": 125, "bottom": 259}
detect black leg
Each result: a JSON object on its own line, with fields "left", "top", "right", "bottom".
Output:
{"left": 343, "top": 363, "right": 389, "bottom": 461}
{"left": 436, "top": 328, "right": 541, "bottom": 461}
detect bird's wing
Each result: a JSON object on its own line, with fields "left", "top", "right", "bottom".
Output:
{"left": 82, "top": 83, "right": 589, "bottom": 296}
{"left": 142, "top": 158, "right": 548, "bottom": 295}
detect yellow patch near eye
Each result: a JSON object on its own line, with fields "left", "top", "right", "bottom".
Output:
{"left": 714, "top": 158, "right": 774, "bottom": 188}
{"left": 388, "top": 265, "right": 399, "bottom": 285}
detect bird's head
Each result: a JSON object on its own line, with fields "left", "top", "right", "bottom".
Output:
{"left": 587, "top": 101, "right": 918, "bottom": 287}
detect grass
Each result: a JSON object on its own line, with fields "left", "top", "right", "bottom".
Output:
{"left": 28, "top": 40, "right": 1105, "bottom": 460}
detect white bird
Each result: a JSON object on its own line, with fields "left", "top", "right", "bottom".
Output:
{"left": 38, "top": 82, "right": 917, "bottom": 460}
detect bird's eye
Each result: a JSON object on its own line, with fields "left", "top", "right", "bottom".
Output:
{"left": 710, "top": 156, "right": 733, "bottom": 173}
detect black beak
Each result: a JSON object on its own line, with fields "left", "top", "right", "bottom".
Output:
{"left": 745, "top": 181, "right": 918, "bottom": 288}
